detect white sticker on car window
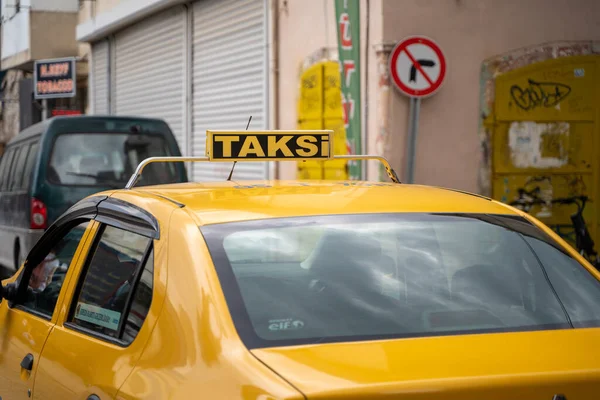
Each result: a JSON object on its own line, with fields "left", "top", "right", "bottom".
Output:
{"left": 75, "top": 302, "right": 121, "bottom": 331}
{"left": 268, "top": 318, "right": 305, "bottom": 331}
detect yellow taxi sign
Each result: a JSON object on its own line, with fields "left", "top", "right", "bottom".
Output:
{"left": 206, "top": 130, "right": 334, "bottom": 161}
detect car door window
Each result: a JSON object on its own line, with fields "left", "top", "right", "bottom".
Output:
{"left": 21, "top": 221, "right": 91, "bottom": 318}
{"left": 122, "top": 249, "right": 153, "bottom": 343}
{"left": 10, "top": 146, "right": 28, "bottom": 191}
{"left": 5, "top": 147, "right": 21, "bottom": 192}
{"left": 0, "top": 148, "right": 15, "bottom": 191}
{"left": 68, "top": 224, "right": 153, "bottom": 344}
{"left": 0, "top": 151, "right": 9, "bottom": 190}
{"left": 20, "top": 142, "right": 39, "bottom": 190}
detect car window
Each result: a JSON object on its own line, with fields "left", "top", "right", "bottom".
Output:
{"left": 0, "top": 148, "right": 15, "bottom": 191}
{"left": 69, "top": 224, "right": 152, "bottom": 343}
{"left": 525, "top": 236, "right": 600, "bottom": 328}
{"left": 0, "top": 150, "right": 9, "bottom": 190}
{"left": 200, "top": 213, "right": 600, "bottom": 348}
{"left": 48, "top": 133, "right": 178, "bottom": 188}
{"left": 5, "top": 147, "right": 22, "bottom": 192}
{"left": 10, "top": 145, "right": 28, "bottom": 191}
{"left": 21, "top": 142, "right": 39, "bottom": 190}
{"left": 21, "top": 221, "right": 91, "bottom": 318}
{"left": 122, "top": 249, "right": 153, "bottom": 344}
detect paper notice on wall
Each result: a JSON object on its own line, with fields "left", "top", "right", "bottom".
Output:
{"left": 508, "top": 121, "right": 570, "bottom": 169}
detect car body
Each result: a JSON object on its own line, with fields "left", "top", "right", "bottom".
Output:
{"left": 0, "top": 115, "right": 187, "bottom": 271}
{"left": 0, "top": 175, "right": 599, "bottom": 400}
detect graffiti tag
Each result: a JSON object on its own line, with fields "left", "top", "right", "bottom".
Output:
{"left": 510, "top": 79, "right": 572, "bottom": 111}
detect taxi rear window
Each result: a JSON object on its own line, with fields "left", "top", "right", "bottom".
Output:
{"left": 201, "top": 213, "right": 600, "bottom": 349}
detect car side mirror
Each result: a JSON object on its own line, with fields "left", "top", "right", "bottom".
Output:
{"left": 0, "top": 281, "right": 19, "bottom": 303}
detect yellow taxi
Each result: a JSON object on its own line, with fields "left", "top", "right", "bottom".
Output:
{"left": 0, "top": 129, "right": 599, "bottom": 400}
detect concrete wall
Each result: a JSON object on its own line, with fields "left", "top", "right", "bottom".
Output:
{"left": 278, "top": 0, "right": 600, "bottom": 191}
{"left": 2, "top": 0, "right": 80, "bottom": 69}
{"left": 1, "top": 9, "right": 30, "bottom": 64}
{"left": 31, "top": 0, "right": 80, "bottom": 12}
{"left": 30, "top": 11, "right": 79, "bottom": 60}
{"left": 75, "top": 0, "right": 600, "bottom": 191}
{"left": 381, "top": 0, "right": 600, "bottom": 192}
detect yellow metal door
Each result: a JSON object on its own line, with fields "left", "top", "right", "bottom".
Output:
{"left": 492, "top": 55, "right": 600, "bottom": 254}
{"left": 297, "top": 60, "right": 348, "bottom": 179}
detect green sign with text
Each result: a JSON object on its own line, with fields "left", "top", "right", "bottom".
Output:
{"left": 334, "top": 0, "right": 362, "bottom": 179}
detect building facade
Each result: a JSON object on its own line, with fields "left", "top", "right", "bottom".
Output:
{"left": 77, "top": 0, "right": 600, "bottom": 257}
{"left": 76, "top": 0, "right": 600, "bottom": 186}
{"left": 0, "top": 0, "right": 86, "bottom": 149}
{"left": 77, "top": 0, "right": 274, "bottom": 181}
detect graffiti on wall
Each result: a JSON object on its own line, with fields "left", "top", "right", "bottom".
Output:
{"left": 509, "top": 79, "right": 572, "bottom": 111}
{"left": 477, "top": 41, "right": 600, "bottom": 196}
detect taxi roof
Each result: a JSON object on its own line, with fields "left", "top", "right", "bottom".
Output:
{"left": 131, "top": 180, "right": 518, "bottom": 226}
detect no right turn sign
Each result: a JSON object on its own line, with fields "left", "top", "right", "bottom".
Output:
{"left": 389, "top": 36, "right": 447, "bottom": 98}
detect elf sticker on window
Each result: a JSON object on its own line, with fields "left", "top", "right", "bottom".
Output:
{"left": 75, "top": 302, "right": 121, "bottom": 331}
{"left": 268, "top": 318, "right": 305, "bottom": 331}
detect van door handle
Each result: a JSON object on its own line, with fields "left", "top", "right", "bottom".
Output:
{"left": 20, "top": 353, "right": 33, "bottom": 371}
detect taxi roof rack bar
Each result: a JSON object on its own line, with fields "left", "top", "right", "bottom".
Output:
{"left": 125, "top": 155, "right": 401, "bottom": 190}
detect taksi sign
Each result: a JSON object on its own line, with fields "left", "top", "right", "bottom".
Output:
{"left": 389, "top": 36, "right": 446, "bottom": 98}
{"left": 34, "top": 57, "right": 77, "bottom": 99}
{"left": 206, "top": 130, "right": 333, "bottom": 161}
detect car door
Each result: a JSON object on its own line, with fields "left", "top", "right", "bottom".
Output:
{"left": 0, "top": 216, "right": 98, "bottom": 400}
{"left": 33, "top": 211, "right": 157, "bottom": 400}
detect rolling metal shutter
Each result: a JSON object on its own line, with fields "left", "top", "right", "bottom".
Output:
{"left": 91, "top": 40, "right": 109, "bottom": 115}
{"left": 114, "top": 6, "right": 187, "bottom": 153}
{"left": 191, "top": 0, "right": 269, "bottom": 181}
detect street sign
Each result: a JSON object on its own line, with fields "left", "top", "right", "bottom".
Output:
{"left": 389, "top": 36, "right": 446, "bottom": 98}
{"left": 34, "top": 57, "right": 77, "bottom": 100}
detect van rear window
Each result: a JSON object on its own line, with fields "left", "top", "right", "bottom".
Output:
{"left": 48, "top": 133, "right": 180, "bottom": 187}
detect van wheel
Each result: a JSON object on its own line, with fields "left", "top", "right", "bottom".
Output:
{"left": 14, "top": 242, "right": 22, "bottom": 270}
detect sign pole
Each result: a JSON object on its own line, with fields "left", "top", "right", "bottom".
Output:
{"left": 41, "top": 99, "right": 48, "bottom": 121}
{"left": 388, "top": 35, "right": 446, "bottom": 184}
{"left": 405, "top": 97, "right": 420, "bottom": 183}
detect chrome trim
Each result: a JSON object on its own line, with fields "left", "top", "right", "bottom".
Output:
{"left": 125, "top": 155, "right": 401, "bottom": 190}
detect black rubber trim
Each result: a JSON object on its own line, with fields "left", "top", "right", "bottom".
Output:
{"left": 64, "top": 322, "right": 129, "bottom": 348}
{"left": 96, "top": 197, "right": 160, "bottom": 239}
{"left": 434, "top": 186, "right": 492, "bottom": 201}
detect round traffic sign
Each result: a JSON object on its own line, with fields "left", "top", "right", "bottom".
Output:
{"left": 389, "top": 36, "right": 447, "bottom": 98}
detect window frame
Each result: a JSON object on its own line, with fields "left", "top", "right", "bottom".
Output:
{"left": 15, "top": 219, "right": 94, "bottom": 321}
{"left": 64, "top": 222, "right": 154, "bottom": 347}
{"left": 8, "top": 194, "right": 159, "bottom": 338}
{"left": 11, "top": 214, "right": 99, "bottom": 320}
{"left": 54, "top": 196, "right": 160, "bottom": 347}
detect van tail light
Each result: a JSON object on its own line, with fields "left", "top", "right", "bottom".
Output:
{"left": 31, "top": 198, "right": 48, "bottom": 230}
